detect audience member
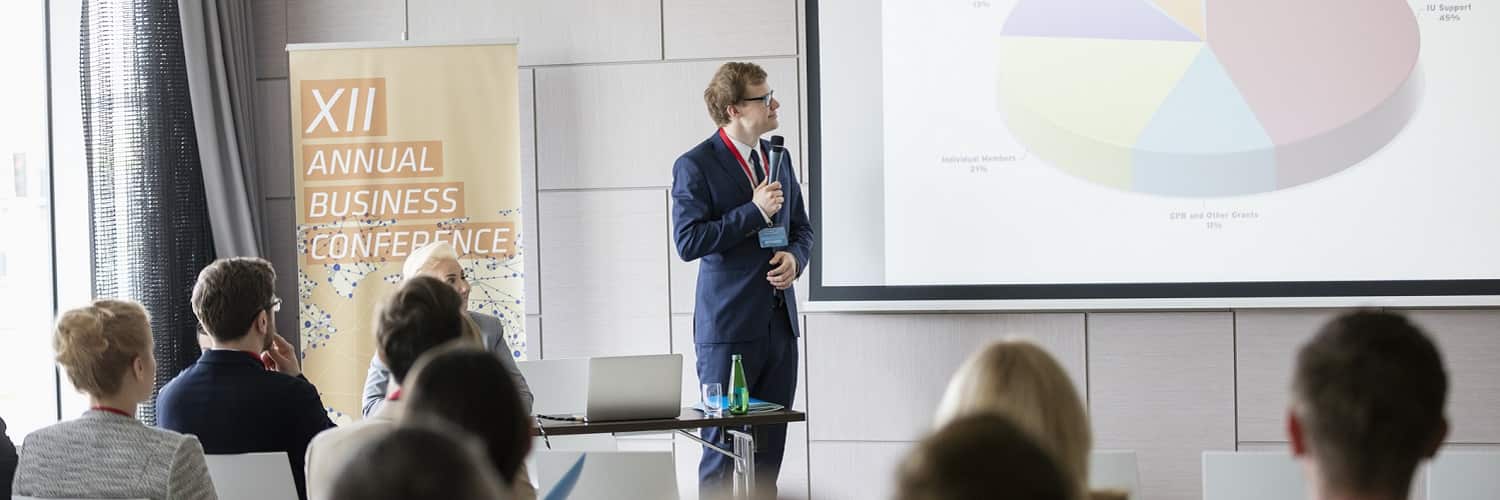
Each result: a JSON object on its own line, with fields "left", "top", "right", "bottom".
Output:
{"left": 157, "top": 257, "right": 334, "bottom": 500}
{"left": 1289, "top": 310, "right": 1448, "bottom": 500}
{"left": 327, "top": 424, "right": 508, "bottom": 500}
{"left": 896, "top": 413, "right": 1075, "bottom": 500}
{"left": 934, "top": 340, "right": 1112, "bottom": 499}
{"left": 304, "top": 276, "right": 467, "bottom": 500}
{"left": 404, "top": 345, "right": 535, "bottom": 499}
{"left": 3, "top": 415, "right": 21, "bottom": 498}
{"left": 362, "top": 241, "right": 533, "bottom": 417}
{"left": 12, "top": 300, "right": 215, "bottom": 500}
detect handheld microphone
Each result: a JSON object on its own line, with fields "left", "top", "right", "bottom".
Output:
{"left": 768, "top": 135, "right": 785, "bottom": 181}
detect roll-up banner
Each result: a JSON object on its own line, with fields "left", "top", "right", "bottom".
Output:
{"left": 287, "top": 40, "right": 526, "bottom": 422}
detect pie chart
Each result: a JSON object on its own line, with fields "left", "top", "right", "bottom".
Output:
{"left": 997, "top": 0, "right": 1422, "bottom": 197}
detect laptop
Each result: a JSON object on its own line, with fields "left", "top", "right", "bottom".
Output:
{"left": 582, "top": 353, "right": 683, "bottom": 421}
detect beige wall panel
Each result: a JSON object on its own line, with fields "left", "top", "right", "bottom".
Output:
{"left": 519, "top": 68, "right": 541, "bottom": 316}
{"left": 252, "top": 0, "right": 287, "bottom": 79}
{"left": 805, "top": 313, "right": 1085, "bottom": 441}
{"left": 254, "top": 79, "right": 292, "bottom": 199}
{"left": 1234, "top": 309, "right": 1344, "bottom": 442}
{"left": 535, "top": 58, "right": 801, "bottom": 190}
{"left": 537, "top": 190, "right": 670, "bottom": 358}
{"left": 515, "top": 0, "right": 661, "bottom": 66}
{"left": 1402, "top": 310, "right": 1500, "bottom": 443}
{"left": 408, "top": 0, "right": 518, "bottom": 42}
{"left": 663, "top": 0, "right": 798, "bottom": 60}
{"left": 286, "top": 0, "right": 405, "bottom": 44}
{"left": 525, "top": 315, "right": 540, "bottom": 360}
{"left": 808, "top": 442, "right": 911, "bottom": 500}
{"left": 1088, "top": 312, "right": 1236, "bottom": 500}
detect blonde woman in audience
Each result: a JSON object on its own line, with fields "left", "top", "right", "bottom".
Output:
{"left": 934, "top": 340, "right": 1126, "bottom": 500}
{"left": 12, "top": 300, "right": 217, "bottom": 500}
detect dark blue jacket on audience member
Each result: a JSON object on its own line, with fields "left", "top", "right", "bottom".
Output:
{"left": 157, "top": 349, "right": 335, "bottom": 500}
{"left": 2, "top": 415, "right": 17, "bottom": 499}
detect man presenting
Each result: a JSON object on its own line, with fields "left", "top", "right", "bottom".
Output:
{"left": 671, "top": 62, "right": 813, "bottom": 498}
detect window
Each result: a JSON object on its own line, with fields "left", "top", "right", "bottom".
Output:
{"left": 0, "top": 0, "right": 58, "bottom": 439}
{"left": 0, "top": 0, "right": 94, "bottom": 440}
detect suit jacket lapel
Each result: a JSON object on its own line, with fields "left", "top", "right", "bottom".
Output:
{"left": 711, "top": 132, "right": 755, "bottom": 200}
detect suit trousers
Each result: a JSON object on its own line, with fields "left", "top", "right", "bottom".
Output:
{"left": 695, "top": 302, "right": 798, "bottom": 499}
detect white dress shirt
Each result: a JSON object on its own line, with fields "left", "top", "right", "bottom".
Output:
{"left": 729, "top": 136, "right": 776, "bottom": 223}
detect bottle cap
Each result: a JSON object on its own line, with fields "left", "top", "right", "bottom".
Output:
{"left": 732, "top": 354, "right": 742, "bottom": 360}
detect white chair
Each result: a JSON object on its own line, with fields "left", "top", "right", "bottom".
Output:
{"left": 1089, "top": 450, "right": 1140, "bottom": 497}
{"left": 1202, "top": 451, "right": 1307, "bottom": 500}
{"left": 536, "top": 450, "right": 679, "bottom": 500}
{"left": 1427, "top": 450, "right": 1500, "bottom": 500}
{"left": 203, "top": 452, "right": 299, "bottom": 500}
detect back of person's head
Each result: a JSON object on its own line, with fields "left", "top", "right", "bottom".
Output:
{"left": 54, "top": 299, "right": 153, "bottom": 399}
{"left": 403, "top": 346, "right": 531, "bottom": 485}
{"left": 934, "top": 340, "right": 1091, "bottom": 488}
{"left": 375, "top": 276, "right": 466, "bottom": 384}
{"left": 896, "top": 413, "right": 1076, "bottom": 500}
{"left": 327, "top": 424, "right": 507, "bottom": 500}
{"left": 1291, "top": 310, "right": 1448, "bottom": 497}
{"left": 191, "top": 257, "right": 276, "bottom": 341}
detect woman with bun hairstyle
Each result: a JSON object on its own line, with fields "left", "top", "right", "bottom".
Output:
{"left": 12, "top": 300, "right": 217, "bottom": 500}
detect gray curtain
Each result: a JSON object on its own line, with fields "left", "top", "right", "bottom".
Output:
{"left": 178, "top": 0, "right": 265, "bottom": 257}
{"left": 81, "top": 0, "right": 218, "bottom": 425}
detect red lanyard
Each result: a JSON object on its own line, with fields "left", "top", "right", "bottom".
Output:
{"left": 718, "top": 128, "right": 768, "bottom": 188}
{"left": 91, "top": 406, "right": 132, "bottom": 417}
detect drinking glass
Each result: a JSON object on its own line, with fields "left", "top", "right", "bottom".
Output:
{"left": 701, "top": 383, "right": 724, "bottom": 417}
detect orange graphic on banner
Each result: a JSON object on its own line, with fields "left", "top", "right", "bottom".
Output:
{"left": 300, "top": 78, "right": 389, "bottom": 138}
{"left": 304, "top": 221, "right": 517, "bottom": 264}
{"left": 302, "top": 141, "right": 443, "bottom": 180}
{"left": 303, "top": 182, "right": 465, "bottom": 223}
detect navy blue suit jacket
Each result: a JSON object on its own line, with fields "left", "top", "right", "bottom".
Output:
{"left": 157, "top": 349, "right": 334, "bottom": 500}
{"left": 672, "top": 131, "right": 814, "bottom": 344}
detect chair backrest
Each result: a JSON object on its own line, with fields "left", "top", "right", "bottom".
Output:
{"left": 536, "top": 450, "right": 678, "bottom": 500}
{"left": 1202, "top": 451, "right": 1306, "bottom": 500}
{"left": 203, "top": 452, "right": 299, "bottom": 500}
{"left": 1427, "top": 450, "right": 1500, "bottom": 500}
{"left": 518, "top": 358, "right": 590, "bottom": 415}
{"left": 1089, "top": 450, "right": 1140, "bottom": 497}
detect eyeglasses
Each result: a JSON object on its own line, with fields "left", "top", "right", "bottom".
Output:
{"left": 740, "top": 90, "right": 775, "bottom": 109}
{"left": 266, "top": 297, "right": 282, "bottom": 313}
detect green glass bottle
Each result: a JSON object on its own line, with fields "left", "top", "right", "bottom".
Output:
{"left": 729, "top": 354, "right": 749, "bottom": 415}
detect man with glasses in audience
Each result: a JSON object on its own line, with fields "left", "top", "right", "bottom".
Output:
{"left": 158, "top": 257, "right": 334, "bottom": 500}
{"left": 671, "top": 62, "right": 814, "bottom": 498}
{"left": 1288, "top": 310, "right": 1448, "bottom": 500}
